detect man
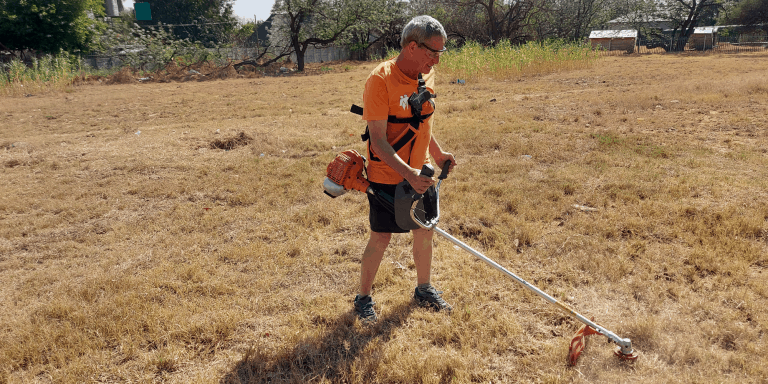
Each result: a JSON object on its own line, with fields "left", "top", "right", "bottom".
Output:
{"left": 354, "top": 15, "right": 456, "bottom": 323}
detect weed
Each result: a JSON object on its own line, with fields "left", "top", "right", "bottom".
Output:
{"left": 440, "top": 39, "right": 600, "bottom": 81}
{"left": 591, "top": 132, "right": 623, "bottom": 146}
{"left": 1, "top": 51, "right": 83, "bottom": 95}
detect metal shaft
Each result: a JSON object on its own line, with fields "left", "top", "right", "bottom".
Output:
{"left": 432, "top": 226, "right": 634, "bottom": 355}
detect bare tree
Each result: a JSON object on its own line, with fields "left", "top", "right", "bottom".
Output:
{"left": 232, "top": 41, "right": 294, "bottom": 71}
{"left": 269, "top": 0, "right": 381, "bottom": 71}
{"left": 437, "top": 0, "right": 541, "bottom": 45}
{"left": 562, "top": 0, "right": 611, "bottom": 40}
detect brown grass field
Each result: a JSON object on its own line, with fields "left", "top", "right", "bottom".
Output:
{"left": 2, "top": 52, "right": 768, "bottom": 383}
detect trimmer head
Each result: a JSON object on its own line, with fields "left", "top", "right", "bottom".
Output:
{"left": 568, "top": 319, "right": 638, "bottom": 365}
{"left": 614, "top": 346, "right": 640, "bottom": 361}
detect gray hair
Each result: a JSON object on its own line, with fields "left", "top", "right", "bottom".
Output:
{"left": 400, "top": 15, "right": 447, "bottom": 47}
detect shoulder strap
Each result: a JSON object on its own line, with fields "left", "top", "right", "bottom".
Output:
{"left": 350, "top": 104, "right": 432, "bottom": 142}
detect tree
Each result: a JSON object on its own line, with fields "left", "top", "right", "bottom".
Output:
{"left": 137, "top": 0, "right": 237, "bottom": 46}
{"left": 721, "top": 0, "right": 768, "bottom": 26}
{"left": 427, "top": 1, "right": 489, "bottom": 44}
{"left": 0, "top": 0, "right": 106, "bottom": 53}
{"left": 656, "top": 0, "right": 723, "bottom": 51}
{"left": 229, "top": 15, "right": 295, "bottom": 71}
{"left": 269, "top": 0, "right": 382, "bottom": 71}
{"left": 434, "top": 0, "right": 541, "bottom": 46}
{"left": 343, "top": 0, "right": 408, "bottom": 59}
{"left": 550, "top": 0, "right": 613, "bottom": 40}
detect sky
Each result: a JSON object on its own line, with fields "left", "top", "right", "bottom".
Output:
{"left": 121, "top": 1, "right": 274, "bottom": 22}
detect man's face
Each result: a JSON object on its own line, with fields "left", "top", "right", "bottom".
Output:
{"left": 414, "top": 35, "right": 446, "bottom": 74}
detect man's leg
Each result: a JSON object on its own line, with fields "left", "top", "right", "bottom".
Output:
{"left": 412, "top": 228, "right": 452, "bottom": 311}
{"left": 360, "top": 231, "right": 392, "bottom": 296}
{"left": 412, "top": 228, "right": 433, "bottom": 285}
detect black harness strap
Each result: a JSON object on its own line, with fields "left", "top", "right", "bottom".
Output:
{"left": 350, "top": 104, "right": 432, "bottom": 142}
{"left": 351, "top": 73, "right": 435, "bottom": 163}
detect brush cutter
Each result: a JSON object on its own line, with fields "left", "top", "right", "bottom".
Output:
{"left": 323, "top": 151, "right": 639, "bottom": 365}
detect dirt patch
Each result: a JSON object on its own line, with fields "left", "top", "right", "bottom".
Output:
{"left": 209, "top": 131, "right": 253, "bottom": 150}
{"left": 149, "top": 61, "right": 258, "bottom": 83}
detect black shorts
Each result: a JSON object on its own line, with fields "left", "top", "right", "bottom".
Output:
{"left": 367, "top": 181, "right": 409, "bottom": 233}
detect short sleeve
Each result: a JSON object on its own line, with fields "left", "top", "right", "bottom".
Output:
{"left": 362, "top": 72, "right": 389, "bottom": 121}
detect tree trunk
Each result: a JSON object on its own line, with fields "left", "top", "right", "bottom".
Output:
{"left": 296, "top": 48, "right": 306, "bottom": 72}
{"left": 293, "top": 37, "right": 305, "bottom": 72}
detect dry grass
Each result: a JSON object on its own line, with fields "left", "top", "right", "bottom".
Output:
{"left": 1, "top": 52, "right": 768, "bottom": 383}
{"left": 441, "top": 40, "right": 600, "bottom": 81}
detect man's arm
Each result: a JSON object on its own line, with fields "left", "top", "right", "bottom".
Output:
{"left": 429, "top": 134, "right": 456, "bottom": 174}
{"left": 368, "top": 119, "right": 434, "bottom": 193}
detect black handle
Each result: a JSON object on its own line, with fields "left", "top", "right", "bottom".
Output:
{"left": 438, "top": 160, "right": 452, "bottom": 180}
{"left": 419, "top": 164, "right": 435, "bottom": 178}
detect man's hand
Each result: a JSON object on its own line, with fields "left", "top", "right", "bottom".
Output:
{"left": 433, "top": 152, "right": 456, "bottom": 175}
{"left": 405, "top": 167, "right": 434, "bottom": 194}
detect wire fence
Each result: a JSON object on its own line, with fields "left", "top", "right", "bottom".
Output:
{"left": 44, "top": 33, "right": 768, "bottom": 71}
{"left": 80, "top": 45, "right": 353, "bottom": 70}
{"left": 291, "top": 46, "right": 350, "bottom": 64}
{"left": 595, "top": 35, "right": 768, "bottom": 55}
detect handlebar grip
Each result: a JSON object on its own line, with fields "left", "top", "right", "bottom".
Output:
{"left": 419, "top": 164, "right": 435, "bottom": 178}
{"left": 438, "top": 160, "right": 452, "bottom": 180}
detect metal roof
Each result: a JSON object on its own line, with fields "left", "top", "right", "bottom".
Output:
{"left": 693, "top": 26, "right": 718, "bottom": 34}
{"left": 589, "top": 30, "right": 638, "bottom": 39}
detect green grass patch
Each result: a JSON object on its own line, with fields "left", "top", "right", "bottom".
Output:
{"left": 591, "top": 132, "right": 624, "bottom": 146}
{"left": 1, "top": 52, "right": 87, "bottom": 96}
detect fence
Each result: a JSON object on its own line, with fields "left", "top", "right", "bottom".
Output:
{"left": 291, "top": 46, "right": 350, "bottom": 63}
{"left": 82, "top": 55, "right": 125, "bottom": 69}
{"left": 61, "top": 34, "right": 768, "bottom": 71}
{"left": 595, "top": 35, "right": 768, "bottom": 55}
{"left": 81, "top": 45, "right": 351, "bottom": 70}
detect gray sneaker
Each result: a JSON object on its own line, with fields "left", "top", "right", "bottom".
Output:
{"left": 354, "top": 294, "right": 378, "bottom": 323}
{"left": 414, "top": 284, "right": 453, "bottom": 312}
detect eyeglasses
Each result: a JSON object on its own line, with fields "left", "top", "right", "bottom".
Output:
{"left": 417, "top": 42, "right": 447, "bottom": 59}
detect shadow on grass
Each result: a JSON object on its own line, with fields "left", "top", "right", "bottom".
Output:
{"left": 221, "top": 302, "right": 415, "bottom": 383}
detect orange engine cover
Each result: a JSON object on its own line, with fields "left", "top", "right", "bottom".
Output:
{"left": 326, "top": 149, "right": 370, "bottom": 194}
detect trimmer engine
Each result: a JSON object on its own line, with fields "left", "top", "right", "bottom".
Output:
{"left": 323, "top": 149, "right": 371, "bottom": 197}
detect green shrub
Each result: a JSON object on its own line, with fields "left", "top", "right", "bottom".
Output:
{"left": 0, "top": 51, "right": 83, "bottom": 95}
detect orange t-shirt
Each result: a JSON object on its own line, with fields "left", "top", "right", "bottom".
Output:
{"left": 362, "top": 59, "right": 435, "bottom": 184}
